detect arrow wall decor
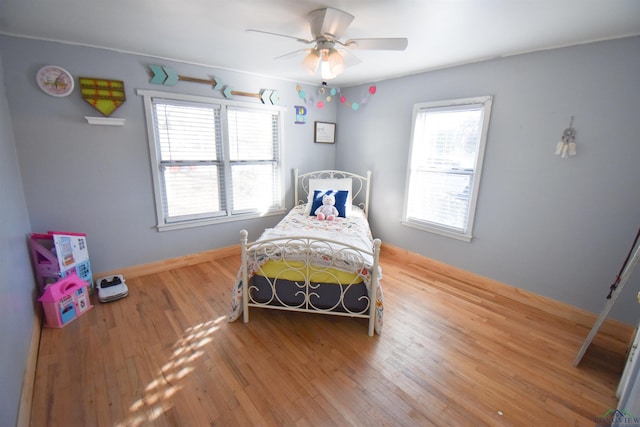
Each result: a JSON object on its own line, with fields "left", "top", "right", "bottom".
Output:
{"left": 221, "top": 87, "right": 280, "bottom": 105}
{"left": 149, "top": 65, "right": 180, "bottom": 86}
{"left": 149, "top": 64, "right": 220, "bottom": 89}
{"left": 148, "top": 64, "right": 279, "bottom": 105}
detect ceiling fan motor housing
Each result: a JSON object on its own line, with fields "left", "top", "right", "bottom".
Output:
{"left": 308, "top": 7, "right": 355, "bottom": 41}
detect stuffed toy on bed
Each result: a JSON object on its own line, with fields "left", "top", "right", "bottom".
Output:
{"left": 315, "top": 194, "right": 339, "bottom": 221}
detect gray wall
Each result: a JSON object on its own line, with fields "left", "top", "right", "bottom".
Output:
{"left": 337, "top": 36, "right": 640, "bottom": 325}
{"left": 0, "top": 48, "right": 36, "bottom": 427}
{"left": 1, "top": 36, "right": 338, "bottom": 275}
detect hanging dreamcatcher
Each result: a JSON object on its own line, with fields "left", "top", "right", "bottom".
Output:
{"left": 555, "top": 116, "right": 577, "bottom": 158}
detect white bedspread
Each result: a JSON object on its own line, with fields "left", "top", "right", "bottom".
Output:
{"left": 258, "top": 204, "right": 376, "bottom": 265}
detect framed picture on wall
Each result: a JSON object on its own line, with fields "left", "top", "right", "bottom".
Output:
{"left": 314, "top": 121, "right": 336, "bottom": 144}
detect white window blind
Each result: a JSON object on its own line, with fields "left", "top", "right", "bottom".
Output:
{"left": 140, "top": 90, "right": 284, "bottom": 230}
{"left": 154, "top": 100, "right": 224, "bottom": 222}
{"left": 402, "top": 96, "right": 492, "bottom": 241}
{"left": 227, "top": 107, "right": 281, "bottom": 213}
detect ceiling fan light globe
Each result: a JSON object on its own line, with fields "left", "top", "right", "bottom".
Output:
{"left": 320, "top": 60, "right": 336, "bottom": 80}
{"left": 328, "top": 50, "right": 345, "bottom": 76}
{"left": 302, "top": 51, "right": 320, "bottom": 73}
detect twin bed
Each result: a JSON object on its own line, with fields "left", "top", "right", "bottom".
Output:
{"left": 229, "top": 169, "right": 383, "bottom": 336}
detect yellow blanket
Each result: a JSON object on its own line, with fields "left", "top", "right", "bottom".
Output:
{"left": 256, "top": 260, "right": 363, "bottom": 284}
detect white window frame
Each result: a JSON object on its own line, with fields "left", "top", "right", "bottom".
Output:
{"left": 402, "top": 96, "right": 493, "bottom": 242}
{"left": 138, "top": 89, "right": 286, "bottom": 231}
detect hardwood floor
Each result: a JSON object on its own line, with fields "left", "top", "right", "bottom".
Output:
{"left": 30, "top": 246, "right": 633, "bottom": 426}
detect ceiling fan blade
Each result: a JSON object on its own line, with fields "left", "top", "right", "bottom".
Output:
{"left": 343, "top": 38, "right": 408, "bottom": 51}
{"left": 308, "top": 7, "right": 354, "bottom": 40}
{"left": 245, "top": 29, "right": 313, "bottom": 45}
{"left": 274, "top": 48, "right": 311, "bottom": 61}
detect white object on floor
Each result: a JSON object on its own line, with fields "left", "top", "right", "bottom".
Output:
{"left": 95, "top": 274, "right": 129, "bottom": 303}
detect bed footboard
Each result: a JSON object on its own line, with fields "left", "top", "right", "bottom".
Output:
{"left": 240, "top": 230, "right": 382, "bottom": 336}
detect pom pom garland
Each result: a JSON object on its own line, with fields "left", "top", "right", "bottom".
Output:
{"left": 296, "top": 84, "right": 376, "bottom": 111}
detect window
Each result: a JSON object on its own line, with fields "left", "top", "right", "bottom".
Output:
{"left": 139, "top": 90, "right": 285, "bottom": 230}
{"left": 402, "top": 96, "right": 493, "bottom": 242}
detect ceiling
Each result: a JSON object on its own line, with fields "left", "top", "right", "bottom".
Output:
{"left": 1, "top": 0, "right": 639, "bottom": 87}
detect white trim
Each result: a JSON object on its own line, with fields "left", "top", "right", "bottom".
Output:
{"left": 401, "top": 219, "right": 473, "bottom": 242}
{"left": 141, "top": 92, "right": 166, "bottom": 229}
{"left": 156, "top": 208, "right": 286, "bottom": 232}
{"left": 136, "top": 89, "right": 287, "bottom": 113}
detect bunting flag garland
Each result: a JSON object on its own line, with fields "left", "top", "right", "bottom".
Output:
{"left": 296, "top": 84, "right": 376, "bottom": 111}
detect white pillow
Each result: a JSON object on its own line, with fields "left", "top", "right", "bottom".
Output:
{"left": 304, "top": 178, "right": 352, "bottom": 216}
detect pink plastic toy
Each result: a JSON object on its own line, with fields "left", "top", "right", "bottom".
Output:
{"left": 39, "top": 273, "right": 93, "bottom": 328}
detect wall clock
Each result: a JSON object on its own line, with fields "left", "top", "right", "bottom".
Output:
{"left": 36, "top": 65, "right": 75, "bottom": 97}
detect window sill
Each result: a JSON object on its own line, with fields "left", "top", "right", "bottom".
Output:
{"left": 401, "top": 219, "right": 473, "bottom": 243}
{"left": 156, "top": 209, "right": 287, "bottom": 232}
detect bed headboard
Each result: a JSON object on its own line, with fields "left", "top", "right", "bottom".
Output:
{"left": 294, "top": 169, "right": 372, "bottom": 218}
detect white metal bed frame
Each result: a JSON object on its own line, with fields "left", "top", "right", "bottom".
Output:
{"left": 294, "top": 168, "right": 372, "bottom": 218}
{"left": 240, "top": 169, "right": 381, "bottom": 336}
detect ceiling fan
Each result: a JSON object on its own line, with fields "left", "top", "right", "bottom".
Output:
{"left": 247, "top": 7, "right": 408, "bottom": 81}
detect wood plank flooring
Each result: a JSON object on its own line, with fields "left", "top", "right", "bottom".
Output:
{"left": 30, "top": 247, "right": 633, "bottom": 426}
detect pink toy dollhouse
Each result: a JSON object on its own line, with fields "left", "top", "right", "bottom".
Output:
{"left": 28, "top": 231, "right": 93, "bottom": 294}
{"left": 38, "top": 273, "right": 93, "bottom": 328}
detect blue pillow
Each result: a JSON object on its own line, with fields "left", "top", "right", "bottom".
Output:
{"left": 310, "top": 190, "right": 349, "bottom": 218}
